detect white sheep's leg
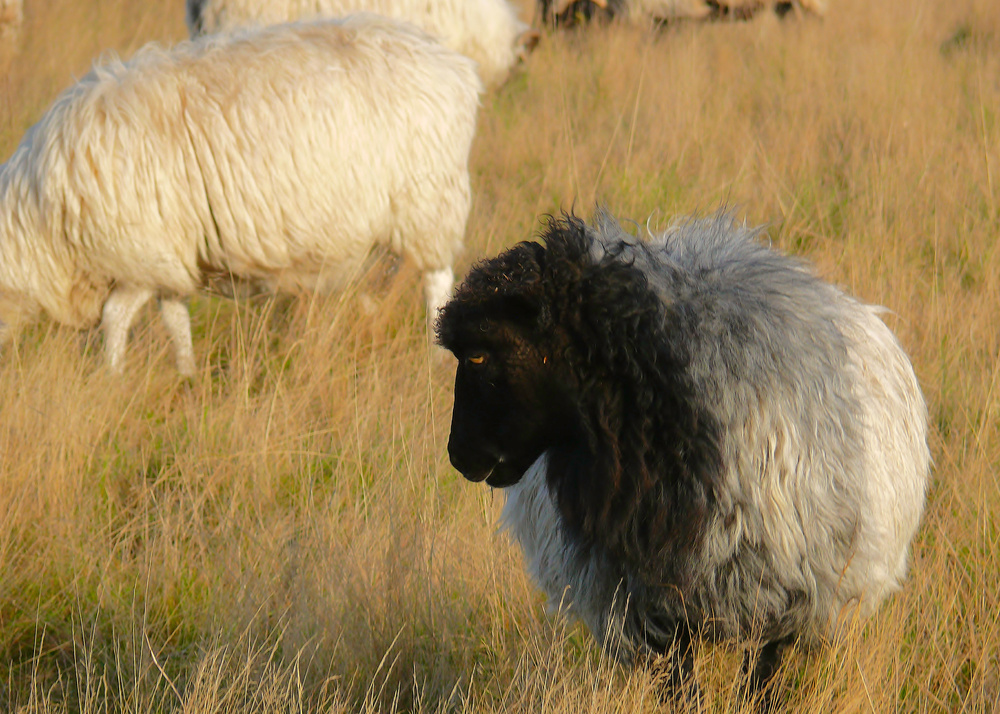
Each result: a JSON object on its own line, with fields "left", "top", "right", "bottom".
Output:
{"left": 102, "top": 286, "right": 154, "bottom": 373}
{"left": 423, "top": 267, "right": 454, "bottom": 329}
{"left": 159, "top": 298, "right": 196, "bottom": 377}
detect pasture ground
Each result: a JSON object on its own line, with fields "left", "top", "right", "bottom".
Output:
{"left": 1, "top": 0, "right": 999, "bottom": 710}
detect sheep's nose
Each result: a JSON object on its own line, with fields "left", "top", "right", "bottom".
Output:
{"left": 447, "top": 436, "right": 494, "bottom": 483}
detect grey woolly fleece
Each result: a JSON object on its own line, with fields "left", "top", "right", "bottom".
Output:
{"left": 497, "top": 209, "right": 929, "bottom": 660}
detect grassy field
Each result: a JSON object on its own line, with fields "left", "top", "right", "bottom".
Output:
{"left": 1, "top": 0, "right": 999, "bottom": 710}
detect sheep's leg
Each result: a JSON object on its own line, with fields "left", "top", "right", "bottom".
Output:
{"left": 668, "top": 626, "right": 700, "bottom": 705}
{"left": 102, "top": 286, "right": 154, "bottom": 373}
{"left": 648, "top": 625, "right": 700, "bottom": 707}
{"left": 159, "top": 298, "right": 196, "bottom": 377}
{"left": 741, "top": 636, "right": 792, "bottom": 708}
{"left": 423, "top": 267, "right": 454, "bottom": 339}
{"left": 423, "top": 267, "right": 454, "bottom": 322}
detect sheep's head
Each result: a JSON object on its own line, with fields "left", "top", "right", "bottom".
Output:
{"left": 436, "top": 240, "right": 579, "bottom": 487}
{"left": 438, "top": 213, "right": 723, "bottom": 575}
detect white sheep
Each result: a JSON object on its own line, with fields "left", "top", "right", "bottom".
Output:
{"left": 0, "top": 15, "right": 482, "bottom": 375}
{"left": 185, "top": 0, "right": 538, "bottom": 87}
{"left": 436, "top": 210, "right": 929, "bottom": 703}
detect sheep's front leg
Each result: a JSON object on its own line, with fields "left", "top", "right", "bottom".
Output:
{"left": 159, "top": 298, "right": 196, "bottom": 377}
{"left": 102, "top": 286, "right": 154, "bottom": 373}
{"left": 741, "top": 636, "right": 792, "bottom": 709}
{"left": 665, "top": 626, "right": 700, "bottom": 706}
{"left": 642, "top": 622, "right": 700, "bottom": 707}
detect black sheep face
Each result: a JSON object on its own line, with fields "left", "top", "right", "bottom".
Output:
{"left": 437, "top": 242, "right": 577, "bottom": 488}
{"left": 446, "top": 324, "right": 560, "bottom": 486}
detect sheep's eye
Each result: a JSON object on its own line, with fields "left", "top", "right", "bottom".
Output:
{"left": 467, "top": 352, "right": 488, "bottom": 366}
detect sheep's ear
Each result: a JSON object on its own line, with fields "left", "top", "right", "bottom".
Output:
{"left": 542, "top": 217, "right": 663, "bottom": 367}
{"left": 538, "top": 214, "right": 594, "bottom": 289}
{"left": 522, "top": 240, "right": 547, "bottom": 273}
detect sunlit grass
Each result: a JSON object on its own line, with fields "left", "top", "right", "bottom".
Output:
{"left": 1, "top": 0, "right": 999, "bottom": 710}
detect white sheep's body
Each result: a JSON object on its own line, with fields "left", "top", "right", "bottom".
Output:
{"left": 459, "top": 211, "right": 929, "bottom": 662}
{"left": 186, "top": 0, "right": 533, "bottom": 86}
{"left": 0, "top": 16, "right": 481, "bottom": 374}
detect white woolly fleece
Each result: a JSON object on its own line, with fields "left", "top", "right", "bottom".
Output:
{"left": 187, "top": 0, "right": 532, "bottom": 86}
{"left": 0, "top": 15, "right": 481, "bottom": 371}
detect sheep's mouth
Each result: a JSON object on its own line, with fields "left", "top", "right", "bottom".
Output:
{"left": 484, "top": 465, "right": 523, "bottom": 488}
{"left": 484, "top": 458, "right": 530, "bottom": 488}
{"left": 459, "top": 456, "right": 524, "bottom": 488}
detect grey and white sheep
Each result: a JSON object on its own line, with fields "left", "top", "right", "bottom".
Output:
{"left": 185, "top": 0, "right": 538, "bottom": 87}
{"left": 436, "top": 209, "right": 929, "bottom": 701}
{"left": 0, "top": 15, "right": 481, "bottom": 374}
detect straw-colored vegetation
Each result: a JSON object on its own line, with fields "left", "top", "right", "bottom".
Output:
{"left": 1, "top": 0, "right": 998, "bottom": 710}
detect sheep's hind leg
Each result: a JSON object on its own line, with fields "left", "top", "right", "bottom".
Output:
{"left": 102, "top": 286, "right": 154, "bottom": 373}
{"left": 159, "top": 298, "right": 196, "bottom": 377}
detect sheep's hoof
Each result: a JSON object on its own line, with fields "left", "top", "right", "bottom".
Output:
{"left": 738, "top": 637, "right": 792, "bottom": 711}
{"left": 644, "top": 645, "right": 700, "bottom": 710}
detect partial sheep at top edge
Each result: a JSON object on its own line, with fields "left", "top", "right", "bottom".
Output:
{"left": 541, "top": 0, "right": 826, "bottom": 27}
{"left": 185, "top": 0, "right": 539, "bottom": 87}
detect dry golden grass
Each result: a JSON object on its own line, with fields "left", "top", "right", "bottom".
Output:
{"left": 1, "top": 0, "right": 999, "bottom": 710}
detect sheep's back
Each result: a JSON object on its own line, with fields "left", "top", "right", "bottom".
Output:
{"left": 9, "top": 17, "right": 479, "bottom": 297}
{"left": 637, "top": 214, "right": 928, "bottom": 641}
{"left": 503, "top": 212, "right": 929, "bottom": 651}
